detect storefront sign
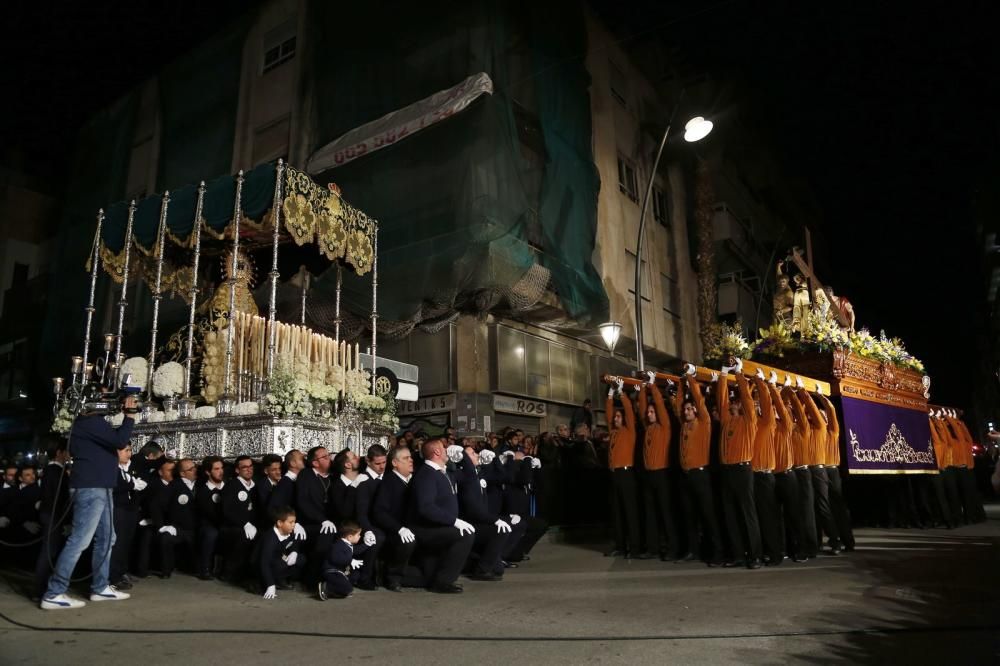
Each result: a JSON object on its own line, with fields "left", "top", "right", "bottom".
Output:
{"left": 397, "top": 394, "right": 456, "bottom": 416}
{"left": 493, "top": 395, "right": 546, "bottom": 417}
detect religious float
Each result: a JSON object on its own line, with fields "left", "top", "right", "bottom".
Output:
{"left": 51, "top": 160, "right": 411, "bottom": 458}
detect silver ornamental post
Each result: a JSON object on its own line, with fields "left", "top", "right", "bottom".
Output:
{"left": 267, "top": 159, "right": 285, "bottom": 380}
{"left": 82, "top": 209, "right": 104, "bottom": 378}
{"left": 146, "top": 191, "right": 171, "bottom": 392}
{"left": 334, "top": 263, "right": 342, "bottom": 343}
{"left": 184, "top": 182, "right": 206, "bottom": 397}
{"left": 223, "top": 171, "right": 244, "bottom": 400}
{"left": 370, "top": 229, "right": 378, "bottom": 394}
{"left": 113, "top": 201, "right": 137, "bottom": 365}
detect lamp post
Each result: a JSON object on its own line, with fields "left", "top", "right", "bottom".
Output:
{"left": 599, "top": 321, "right": 623, "bottom": 357}
{"left": 633, "top": 112, "right": 714, "bottom": 371}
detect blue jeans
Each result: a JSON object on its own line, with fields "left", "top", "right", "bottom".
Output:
{"left": 44, "top": 487, "right": 116, "bottom": 598}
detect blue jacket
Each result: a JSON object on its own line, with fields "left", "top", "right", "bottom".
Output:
{"left": 407, "top": 463, "right": 459, "bottom": 528}
{"left": 68, "top": 414, "right": 135, "bottom": 489}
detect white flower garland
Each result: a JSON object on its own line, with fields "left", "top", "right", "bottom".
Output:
{"left": 152, "top": 361, "right": 185, "bottom": 398}
{"left": 194, "top": 406, "right": 217, "bottom": 420}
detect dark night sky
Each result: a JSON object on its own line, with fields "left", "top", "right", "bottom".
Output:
{"left": 3, "top": 1, "right": 996, "bottom": 407}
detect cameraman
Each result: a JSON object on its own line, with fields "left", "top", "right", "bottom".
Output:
{"left": 40, "top": 395, "right": 138, "bottom": 610}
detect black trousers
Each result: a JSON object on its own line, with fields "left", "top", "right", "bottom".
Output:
{"left": 825, "top": 467, "right": 855, "bottom": 549}
{"left": 793, "top": 467, "right": 819, "bottom": 557}
{"left": 642, "top": 469, "right": 681, "bottom": 557}
{"left": 721, "top": 463, "right": 761, "bottom": 562}
{"left": 302, "top": 524, "right": 335, "bottom": 583}
{"left": 357, "top": 529, "right": 382, "bottom": 587}
{"left": 110, "top": 505, "right": 139, "bottom": 583}
{"left": 774, "top": 470, "right": 804, "bottom": 559}
{"left": 262, "top": 553, "right": 306, "bottom": 588}
{"left": 810, "top": 466, "right": 842, "bottom": 550}
{"left": 753, "top": 472, "right": 783, "bottom": 564}
{"left": 680, "top": 468, "right": 723, "bottom": 562}
{"left": 959, "top": 467, "right": 985, "bottom": 523}
{"left": 470, "top": 523, "right": 511, "bottom": 575}
{"left": 927, "top": 472, "right": 955, "bottom": 527}
{"left": 134, "top": 524, "right": 154, "bottom": 577}
{"left": 942, "top": 468, "right": 965, "bottom": 525}
{"left": 197, "top": 525, "right": 220, "bottom": 576}
{"left": 220, "top": 527, "right": 256, "bottom": 581}
{"left": 321, "top": 568, "right": 356, "bottom": 598}
{"left": 33, "top": 517, "right": 67, "bottom": 598}
{"left": 410, "top": 525, "right": 474, "bottom": 587}
{"left": 506, "top": 516, "right": 546, "bottom": 561}
{"left": 381, "top": 530, "right": 418, "bottom": 587}
{"left": 610, "top": 468, "right": 641, "bottom": 553}
{"left": 159, "top": 529, "right": 197, "bottom": 575}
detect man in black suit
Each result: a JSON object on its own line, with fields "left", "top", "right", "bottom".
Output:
{"left": 296, "top": 446, "right": 337, "bottom": 582}
{"left": 267, "top": 449, "right": 304, "bottom": 514}
{"left": 454, "top": 446, "right": 512, "bottom": 581}
{"left": 372, "top": 446, "right": 418, "bottom": 592}
{"left": 255, "top": 454, "right": 283, "bottom": 523}
{"left": 134, "top": 459, "right": 175, "bottom": 578}
{"left": 34, "top": 441, "right": 73, "bottom": 598}
{"left": 407, "top": 438, "right": 475, "bottom": 594}
{"left": 220, "top": 455, "right": 258, "bottom": 582}
{"left": 109, "top": 445, "right": 145, "bottom": 591}
{"left": 502, "top": 450, "right": 548, "bottom": 563}
{"left": 155, "top": 458, "right": 199, "bottom": 578}
{"left": 330, "top": 448, "right": 378, "bottom": 589}
{"left": 195, "top": 456, "right": 225, "bottom": 580}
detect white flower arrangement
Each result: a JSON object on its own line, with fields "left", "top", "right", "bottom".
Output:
{"left": 345, "top": 368, "right": 371, "bottom": 404}
{"left": 163, "top": 410, "right": 180, "bottom": 422}
{"left": 354, "top": 394, "right": 386, "bottom": 411}
{"left": 194, "top": 406, "right": 217, "bottom": 420}
{"left": 233, "top": 401, "right": 260, "bottom": 416}
{"left": 307, "top": 381, "right": 340, "bottom": 401}
{"left": 152, "top": 361, "right": 185, "bottom": 398}
{"left": 51, "top": 404, "right": 73, "bottom": 435}
{"left": 120, "top": 357, "right": 149, "bottom": 392}
{"left": 147, "top": 410, "right": 165, "bottom": 423}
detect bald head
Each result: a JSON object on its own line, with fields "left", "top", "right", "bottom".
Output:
{"left": 422, "top": 437, "right": 446, "bottom": 464}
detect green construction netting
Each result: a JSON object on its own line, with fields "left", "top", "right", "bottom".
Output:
{"left": 299, "top": 0, "right": 608, "bottom": 333}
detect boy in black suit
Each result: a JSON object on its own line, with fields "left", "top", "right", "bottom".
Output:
{"left": 257, "top": 506, "right": 305, "bottom": 600}
{"left": 318, "top": 520, "right": 363, "bottom": 600}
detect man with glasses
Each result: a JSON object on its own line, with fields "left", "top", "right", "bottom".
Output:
{"left": 297, "top": 447, "right": 337, "bottom": 582}
{"left": 221, "top": 455, "right": 258, "bottom": 583}
{"left": 155, "top": 458, "right": 199, "bottom": 579}
{"left": 372, "top": 446, "right": 418, "bottom": 591}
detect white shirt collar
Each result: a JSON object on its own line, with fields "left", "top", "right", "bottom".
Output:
{"left": 366, "top": 470, "right": 382, "bottom": 481}
{"left": 182, "top": 478, "right": 196, "bottom": 491}
{"left": 273, "top": 526, "right": 291, "bottom": 542}
{"left": 393, "top": 470, "right": 411, "bottom": 484}
{"left": 206, "top": 480, "right": 224, "bottom": 491}
{"left": 119, "top": 463, "right": 130, "bottom": 472}
{"left": 238, "top": 477, "right": 255, "bottom": 491}
{"left": 161, "top": 478, "right": 170, "bottom": 486}
{"left": 340, "top": 474, "right": 355, "bottom": 487}
{"left": 284, "top": 470, "right": 298, "bottom": 481}
{"left": 425, "top": 460, "right": 445, "bottom": 472}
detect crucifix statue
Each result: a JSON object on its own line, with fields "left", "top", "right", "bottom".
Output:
{"left": 787, "top": 227, "right": 854, "bottom": 331}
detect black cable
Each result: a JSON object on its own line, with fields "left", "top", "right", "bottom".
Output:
{"left": 0, "top": 606, "right": 996, "bottom": 642}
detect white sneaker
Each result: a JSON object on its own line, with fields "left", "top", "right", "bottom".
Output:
{"left": 40, "top": 594, "right": 86, "bottom": 610}
{"left": 90, "top": 586, "right": 130, "bottom": 602}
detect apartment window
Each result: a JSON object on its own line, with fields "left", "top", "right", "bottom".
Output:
{"left": 617, "top": 154, "right": 638, "bottom": 202}
{"left": 263, "top": 35, "right": 296, "bottom": 73}
{"left": 609, "top": 60, "right": 628, "bottom": 108}
{"left": 653, "top": 186, "right": 670, "bottom": 227}
{"left": 625, "top": 251, "right": 651, "bottom": 301}
{"left": 661, "top": 273, "right": 681, "bottom": 318}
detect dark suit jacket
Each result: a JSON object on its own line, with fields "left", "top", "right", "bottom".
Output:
{"left": 372, "top": 472, "right": 410, "bottom": 534}
{"left": 407, "top": 463, "right": 459, "bottom": 528}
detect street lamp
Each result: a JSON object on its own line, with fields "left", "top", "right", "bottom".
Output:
{"left": 599, "top": 321, "right": 623, "bottom": 356}
{"left": 634, "top": 110, "right": 714, "bottom": 371}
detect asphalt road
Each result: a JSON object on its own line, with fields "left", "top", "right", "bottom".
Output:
{"left": 2, "top": 509, "right": 999, "bottom": 665}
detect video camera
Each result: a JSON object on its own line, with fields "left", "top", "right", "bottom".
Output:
{"left": 75, "top": 373, "right": 143, "bottom": 416}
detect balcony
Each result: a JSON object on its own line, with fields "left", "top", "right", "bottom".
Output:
{"left": 712, "top": 203, "right": 771, "bottom": 276}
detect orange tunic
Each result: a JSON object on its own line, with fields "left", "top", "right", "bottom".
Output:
{"left": 799, "top": 389, "right": 827, "bottom": 466}
{"left": 956, "top": 418, "right": 977, "bottom": 468}
{"left": 750, "top": 377, "right": 776, "bottom": 472}
{"left": 606, "top": 391, "right": 636, "bottom": 469}
{"left": 945, "top": 415, "right": 974, "bottom": 468}
{"left": 674, "top": 376, "right": 711, "bottom": 471}
{"left": 929, "top": 418, "right": 951, "bottom": 470}
{"left": 638, "top": 384, "right": 671, "bottom": 471}
{"left": 718, "top": 373, "right": 757, "bottom": 464}
{"left": 784, "top": 388, "right": 810, "bottom": 467}
{"left": 771, "top": 383, "right": 794, "bottom": 473}
{"left": 817, "top": 395, "right": 841, "bottom": 466}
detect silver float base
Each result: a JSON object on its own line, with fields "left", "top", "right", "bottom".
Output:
{"left": 131, "top": 415, "right": 391, "bottom": 460}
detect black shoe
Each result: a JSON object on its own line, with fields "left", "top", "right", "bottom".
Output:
{"left": 468, "top": 572, "right": 503, "bottom": 582}
{"left": 356, "top": 581, "right": 377, "bottom": 591}
{"left": 197, "top": 571, "right": 214, "bottom": 581}
{"left": 636, "top": 552, "right": 654, "bottom": 560}
{"left": 828, "top": 547, "right": 842, "bottom": 556}
{"left": 111, "top": 578, "right": 133, "bottom": 591}
{"left": 604, "top": 549, "right": 626, "bottom": 557}
{"left": 747, "top": 559, "right": 763, "bottom": 570}
{"left": 502, "top": 560, "right": 519, "bottom": 569}
{"left": 765, "top": 559, "right": 782, "bottom": 567}
{"left": 385, "top": 581, "right": 402, "bottom": 592}
{"left": 722, "top": 560, "right": 742, "bottom": 568}
{"left": 429, "top": 583, "right": 463, "bottom": 594}
{"left": 674, "top": 552, "right": 696, "bottom": 563}
{"left": 706, "top": 560, "right": 725, "bottom": 568}
{"left": 277, "top": 581, "right": 297, "bottom": 591}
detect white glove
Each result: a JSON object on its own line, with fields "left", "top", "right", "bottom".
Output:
{"left": 398, "top": 527, "right": 416, "bottom": 543}
{"left": 495, "top": 519, "right": 512, "bottom": 534}
{"left": 351, "top": 558, "right": 364, "bottom": 571}
{"left": 159, "top": 525, "right": 177, "bottom": 537}
{"left": 23, "top": 521, "right": 40, "bottom": 535}
{"left": 796, "top": 376, "right": 805, "bottom": 389}
{"left": 769, "top": 371, "right": 778, "bottom": 385}
{"left": 755, "top": 368, "right": 765, "bottom": 380}
{"left": 479, "top": 449, "right": 496, "bottom": 465}
{"left": 139, "top": 519, "right": 150, "bottom": 527}
{"left": 710, "top": 371, "right": 720, "bottom": 383}
{"left": 510, "top": 514, "right": 521, "bottom": 525}
{"left": 454, "top": 518, "right": 476, "bottom": 536}
{"left": 293, "top": 523, "right": 307, "bottom": 540}
{"left": 644, "top": 370, "right": 656, "bottom": 385}
{"left": 320, "top": 520, "right": 337, "bottom": 535}
{"left": 720, "top": 364, "right": 733, "bottom": 375}
{"left": 607, "top": 386, "right": 615, "bottom": 398}
{"left": 951, "top": 409, "right": 958, "bottom": 418}
{"left": 363, "top": 530, "right": 376, "bottom": 547}
{"left": 815, "top": 383, "right": 823, "bottom": 396}
{"left": 733, "top": 358, "right": 743, "bottom": 373}
{"left": 0, "top": 516, "right": 10, "bottom": 528}
{"left": 499, "top": 451, "right": 515, "bottom": 462}
{"left": 243, "top": 522, "right": 258, "bottom": 540}
{"left": 446, "top": 445, "right": 464, "bottom": 464}
{"left": 132, "top": 477, "right": 148, "bottom": 491}
{"left": 286, "top": 551, "right": 298, "bottom": 567}
{"left": 784, "top": 374, "right": 793, "bottom": 387}
{"left": 684, "top": 363, "right": 697, "bottom": 377}
{"left": 615, "top": 378, "right": 624, "bottom": 394}
{"left": 530, "top": 457, "right": 541, "bottom": 469}
{"left": 263, "top": 585, "right": 277, "bottom": 600}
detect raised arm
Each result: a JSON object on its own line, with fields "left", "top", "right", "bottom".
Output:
{"left": 717, "top": 373, "right": 730, "bottom": 429}
{"left": 638, "top": 385, "right": 649, "bottom": 425}
{"left": 753, "top": 376, "right": 771, "bottom": 422}
{"left": 651, "top": 385, "right": 670, "bottom": 429}
{"left": 736, "top": 373, "right": 756, "bottom": 428}
{"left": 798, "top": 388, "right": 825, "bottom": 434}
{"left": 620, "top": 390, "right": 635, "bottom": 432}
{"left": 783, "top": 387, "right": 808, "bottom": 437}
{"left": 818, "top": 395, "right": 839, "bottom": 439}
{"left": 770, "top": 382, "right": 791, "bottom": 432}
{"left": 688, "top": 376, "right": 710, "bottom": 424}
